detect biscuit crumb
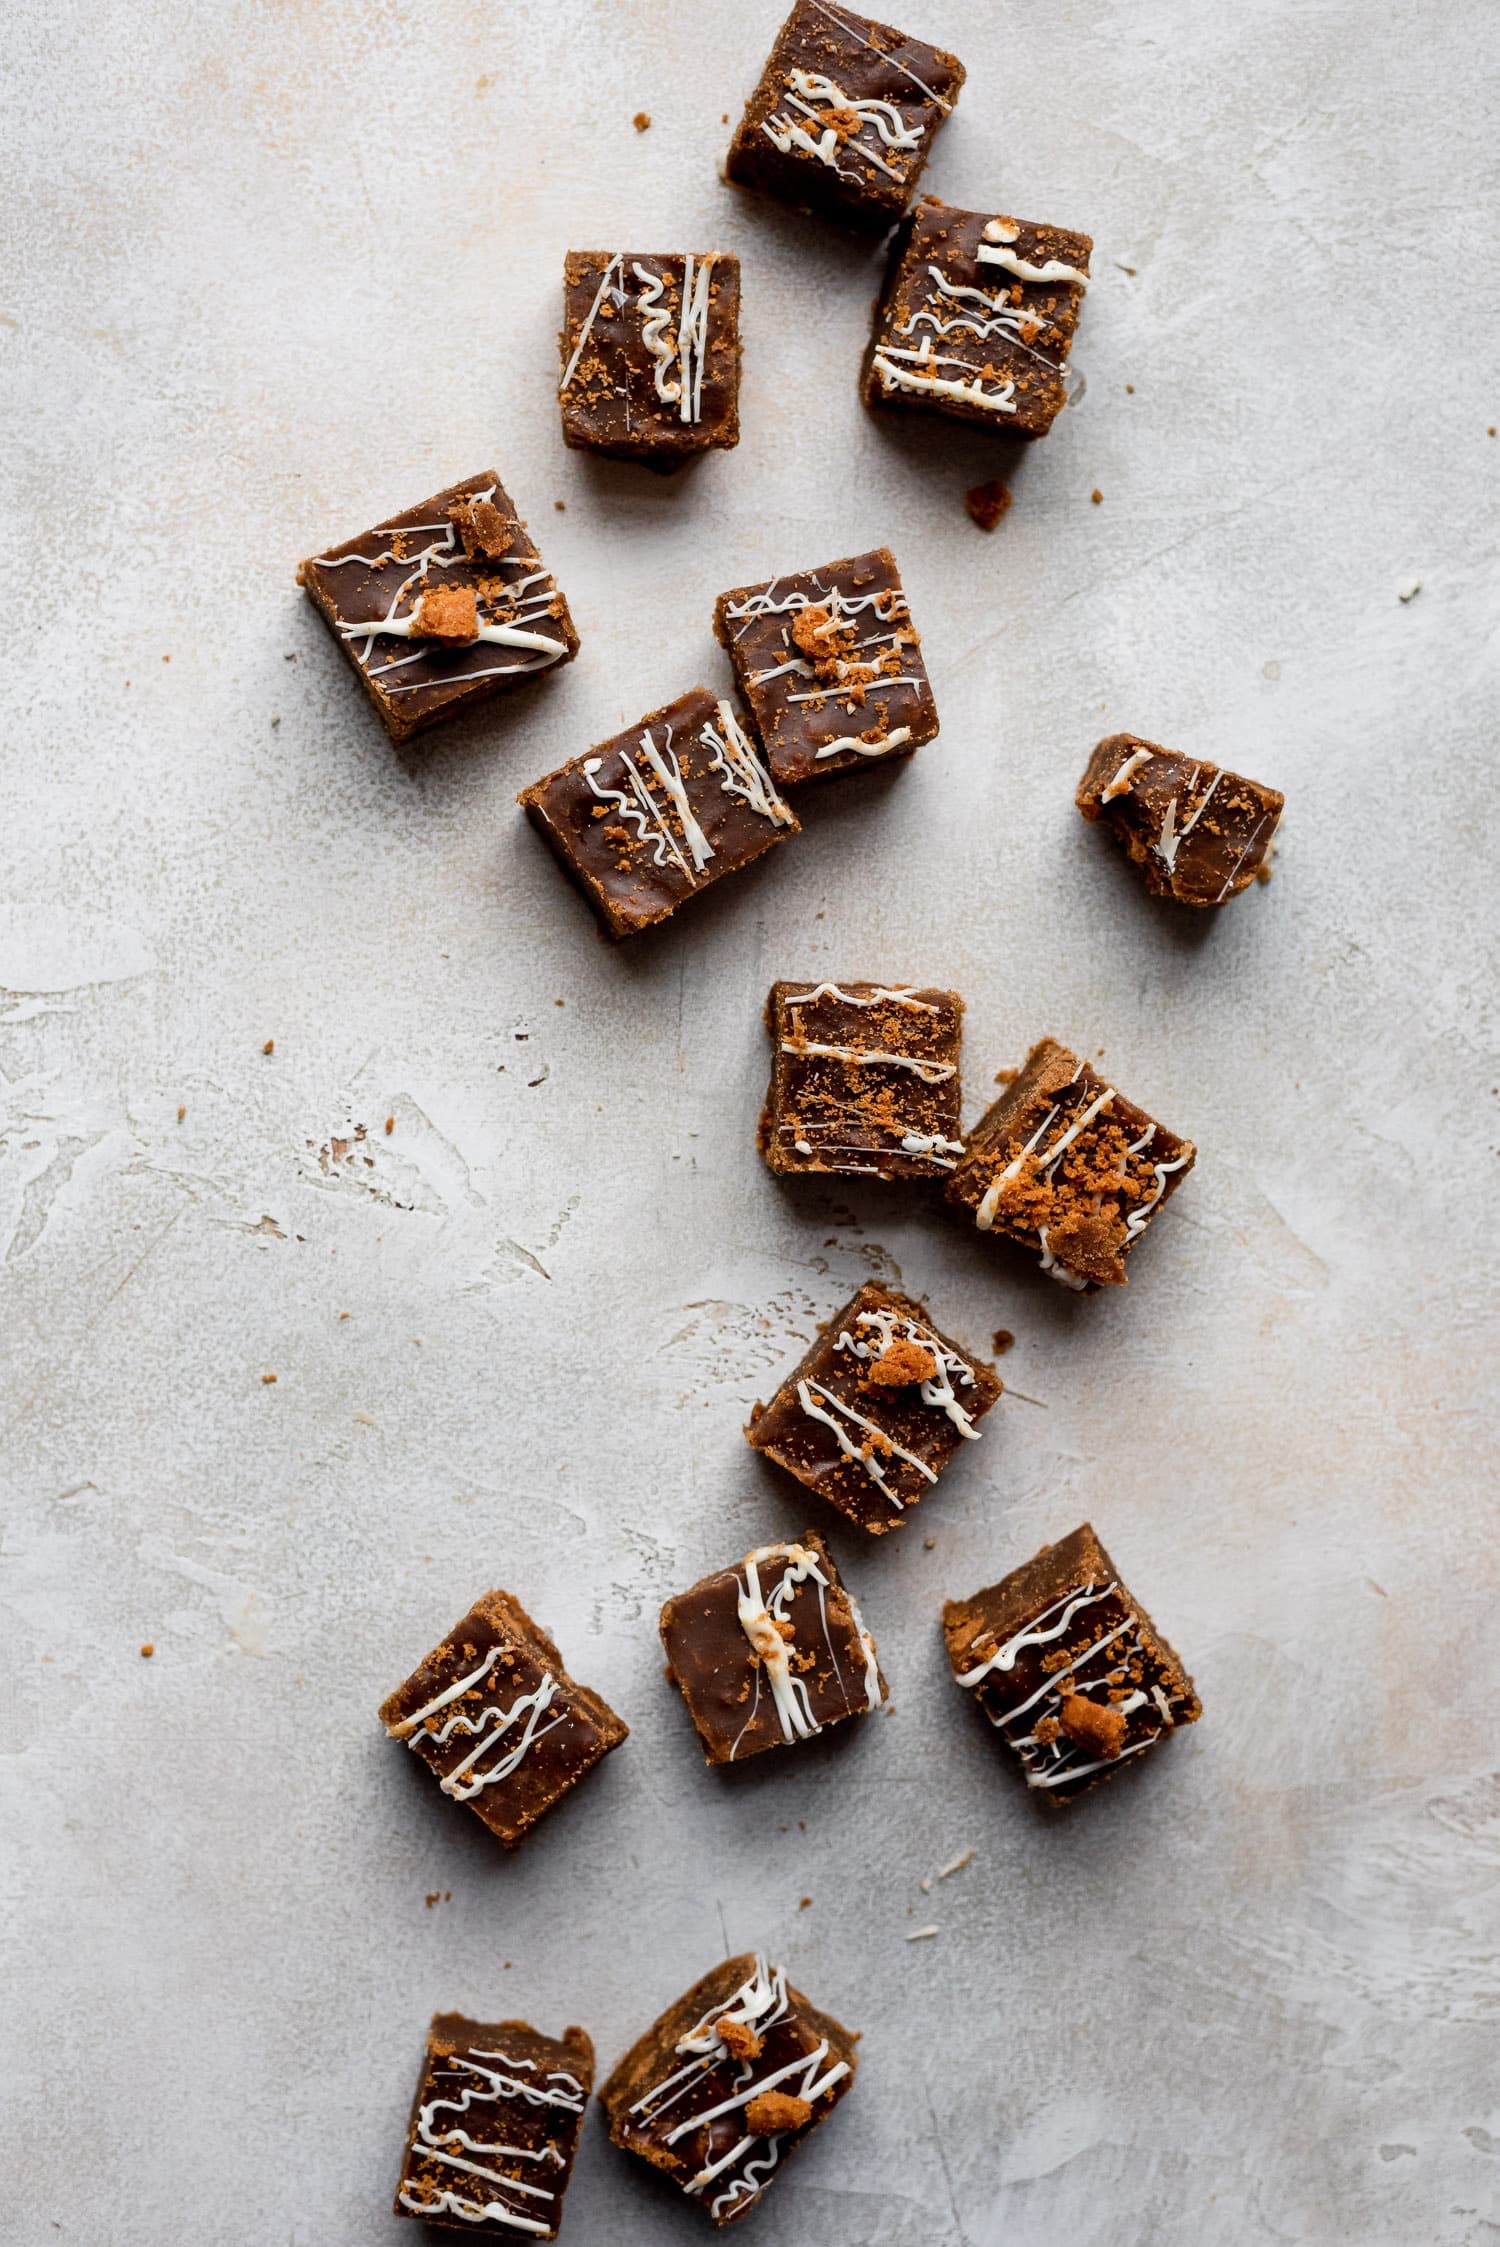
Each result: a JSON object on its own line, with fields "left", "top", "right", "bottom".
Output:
{"left": 866, "top": 1338, "right": 938, "bottom": 1386}
{"left": 140, "top": 1642, "right": 155, "bottom": 1658}
{"left": 262, "top": 1038, "right": 274, "bottom": 1055}
{"left": 261, "top": 1373, "right": 277, "bottom": 1386}
{"left": 633, "top": 110, "right": 651, "bottom": 131}
{"left": 964, "top": 479, "right": 1011, "bottom": 531}
{"left": 414, "top": 584, "right": 480, "bottom": 643}
{"left": 715, "top": 2015, "right": 763, "bottom": 2061}
{"left": 384, "top": 1115, "right": 395, "bottom": 1135}
{"left": 449, "top": 497, "right": 512, "bottom": 561}
{"left": 991, "top": 1329, "right": 1015, "bottom": 1354}
{"left": 745, "top": 2091, "right": 813, "bottom": 2135}
{"left": 1090, "top": 487, "right": 1104, "bottom": 504}
{"left": 1057, "top": 1689, "right": 1128, "bottom": 1758}
{"left": 176, "top": 1104, "right": 186, "bottom": 1122}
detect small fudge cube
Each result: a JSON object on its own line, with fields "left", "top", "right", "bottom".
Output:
{"left": 394, "top": 2012, "right": 593, "bottom": 2234}
{"left": 299, "top": 472, "right": 579, "bottom": 743}
{"left": 725, "top": 1, "right": 964, "bottom": 234}
{"left": 379, "top": 1588, "right": 627, "bottom": 1849}
{"left": 760, "top": 979, "right": 963, "bottom": 1181}
{"left": 601, "top": 1952, "right": 858, "bottom": 2225}
{"left": 558, "top": 250, "right": 741, "bottom": 471}
{"left": 659, "top": 1529, "right": 885, "bottom": 1764}
{"left": 1077, "top": 734, "right": 1285, "bottom": 906}
{"left": 519, "top": 688, "right": 798, "bottom": 939}
{"left": 713, "top": 547, "right": 938, "bottom": 785}
{"left": 943, "top": 1521, "right": 1201, "bottom": 1804}
{"left": 944, "top": 1037, "right": 1194, "bottom": 1290}
{"left": 746, "top": 1281, "right": 1001, "bottom": 1534}
{"left": 864, "top": 198, "right": 1091, "bottom": 440}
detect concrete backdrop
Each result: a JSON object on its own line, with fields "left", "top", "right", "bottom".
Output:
{"left": 3, "top": 2, "right": 1497, "bottom": 2240}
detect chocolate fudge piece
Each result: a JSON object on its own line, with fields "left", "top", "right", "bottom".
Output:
{"left": 601, "top": 1952, "right": 858, "bottom": 2225}
{"left": 298, "top": 473, "right": 579, "bottom": 743}
{"left": 944, "top": 1037, "right": 1195, "bottom": 1290}
{"left": 863, "top": 197, "right": 1091, "bottom": 439}
{"left": 725, "top": 2, "right": 964, "bottom": 234}
{"left": 746, "top": 1281, "right": 1001, "bottom": 1534}
{"left": 1077, "top": 734, "right": 1285, "bottom": 906}
{"left": 379, "top": 1588, "right": 627, "bottom": 1849}
{"left": 943, "top": 1522, "right": 1201, "bottom": 1804}
{"left": 713, "top": 547, "right": 938, "bottom": 785}
{"left": 659, "top": 1530, "right": 885, "bottom": 1764}
{"left": 759, "top": 979, "right": 963, "bottom": 1180}
{"left": 394, "top": 2012, "right": 593, "bottom": 2234}
{"left": 519, "top": 688, "right": 798, "bottom": 939}
{"left": 558, "top": 251, "right": 741, "bottom": 471}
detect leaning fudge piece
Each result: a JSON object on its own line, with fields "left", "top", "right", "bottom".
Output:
{"left": 519, "top": 688, "right": 798, "bottom": 939}
{"left": 942, "top": 1521, "right": 1201, "bottom": 1805}
{"left": 601, "top": 1953, "right": 858, "bottom": 2225}
{"left": 659, "top": 1529, "right": 885, "bottom": 1764}
{"left": 394, "top": 2012, "right": 593, "bottom": 2234}
{"left": 725, "top": 1, "right": 964, "bottom": 234}
{"left": 558, "top": 250, "right": 741, "bottom": 471}
{"left": 863, "top": 197, "right": 1091, "bottom": 440}
{"left": 298, "top": 473, "right": 579, "bottom": 743}
{"left": 713, "top": 547, "right": 938, "bottom": 784}
{"left": 379, "top": 1588, "right": 627, "bottom": 1849}
{"left": 745, "top": 1281, "right": 1001, "bottom": 1534}
{"left": 760, "top": 979, "right": 963, "bottom": 1181}
{"left": 1077, "top": 734, "right": 1285, "bottom": 907}
{"left": 944, "top": 1038, "right": 1194, "bottom": 1290}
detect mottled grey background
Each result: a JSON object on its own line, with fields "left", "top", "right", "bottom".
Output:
{"left": 2, "top": 2, "right": 1497, "bottom": 2241}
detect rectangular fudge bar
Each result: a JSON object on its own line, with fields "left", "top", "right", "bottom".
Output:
{"left": 760, "top": 979, "right": 963, "bottom": 1181}
{"left": 394, "top": 2012, "right": 593, "bottom": 2234}
{"left": 379, "top": 1588, "right": 627, "bottom": 1849}
{"left": 944, "top": 1037, "right": 1195, "bottom": 1289}
{"left": 713, "top": 547, "right": 938, "bottom": 784}
{"left": 1077, "top": 734, "right": 1285, "bottom": 906}
{"left": 559, "top": 250, "right": 741, "bottom": 470}
{"left": 520, "top": 688, "right": 798, "bottom": 938}
{"left": 863, "top": 198, "right": 1091, "bottom": 439}
{"left": 725, "top": 1, "right": 964, "bottom": 234}
{"left": 298, "top": 473, "right": 579, "bottom": 743}
{"left": 601, "top": 1952, "right": 858, "bottom": 2225}
{"left": 746, "top": 1281, "right": 1001, "bottom": 1533}
{"left": 660, "top": 1529, "right": 885, "bottom": 1764}
{"left": 943, "top": 1522, "right": 1201, "bottom": 1804}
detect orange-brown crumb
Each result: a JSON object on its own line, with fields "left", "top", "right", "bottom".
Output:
{"left": 1090, "top": 488, "right": 1104, "bottom": 504}
{"left": 991, "top": 1329, "right": 1015, "bottom": 1355}
{"left": 261, "top": 1372, "right": 277, "bottom": 1385}
{"left": 176, "top": 1104, "right": 186, "bottom": 1122}
{"left": 865, "top": 1338, "right": 939, "bottom": 1386}
{"left": 965, "top": 479, "right": 1012, "bottom": 531}
{"left": 262, "top": 1038, "right": 275, "bottom": 1055}
{"left": 449, "top": 497, "right": 512, "bottom": 561}
{"left": 140, "top": 1642, "right": 155, "bottom": 1658}
{"left": 745, "top": 2091, "right": 813, "bottom": 2135}
{"left": 384, "top": 1115, "right": 395, "bottom": 1135}
{"left": 414, "top": 584, "right": 480, "bottom": 644}
{"left": 715, "top": 2015, "right": 763, "bottom": 2061}
{"left": 1058, "top": 1689, "right": 1128, "bottom": 1758}
{"left": 633, "top": 109, "right": 652, "bottom": 131}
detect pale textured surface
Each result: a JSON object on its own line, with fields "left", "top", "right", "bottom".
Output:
{"left": 2, "top": 2, "right": 1498, "bottom": 2240}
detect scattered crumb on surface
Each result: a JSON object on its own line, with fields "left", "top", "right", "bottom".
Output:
{"left": 906, "top": 1925, "right": 941, "bottom": 1942}
{"left": 799, "top": 1895, "right": 812, "bottom": 1909}
{"left": 162, "top": 653, "right": 171, "bottom": 662}
{"left": 992, "top": 1329, "right": 1015, "bottom": 1355}
{"left": 1255, "top": 861, "right": 1274, "bottom": 884}
{"left": 554, "top": 498, "right": 565, "bottom": 510}
{"left": 1090, "top": 487, "right": 1104, "bottom": 504}
{"left": 923, "top": 1536, "right": 936, "bottom": 1550}
{"left": 261, "top": 1372, "right": 277, "bottom": 1385}
{"left": 633, "top": 109, "right": 651, "bottom": 130}
{"left": 176, "top": 1104, "right": 186, "bottom": 1122}
{"left": 994, "top": 1065, "right": 1018, "bottom": 1084}
{"left": 1115, "top": 261, "right": 1137, "bottom": 276}
{"left": 140, "top": 1642, "right": 154, "bottom": 1658}
{"left": 1125, "top": 382, "right": 1135, "bottom": 393}
{"left": 964, "top": 478, "right": 1011, "bottom": 531}
{"left": 262, "top": 1038, "right": 274, "bottom": 1054}
{"left": 1397, "top": 576, "right": 1422, "bottom": 602}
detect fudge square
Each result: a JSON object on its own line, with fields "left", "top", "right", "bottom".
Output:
{"left": 1077, "top": 733, "right": 1285, "bottom": 907}
{"left": 760, "top": 979, "right": 963, "bottom": 1181}
{"left": 394, "top": 2012, "right": 593, "bottom": 2234}
{"left": 713, "top": 547, "right": 938, "bottom": 785}
{"left": 746, "top": 1281, "right": 1001, "bottom": 1534}
{"left": 863, "top": 197, "right": 1091, "bottom": 439}
{"left": 600, "top": 1953, "right": 858, "bottom": 2225}
{"left": 298, "top": 472, "right": 579, "bottom": 743}
{"left": 519, "top": 689, "right": 798, "bottom": 939}
{"left": 379, "top": 1588, "right": 627, "bottom": 1849}
{"left": 558, "top": 250, "right": 741, "bottom": 471}
{"left": 943, "top": 1522, "right": 1201, "bottom": 1805}
{"left": 944, "top": 1037, "right": 1195, "bottom": 1290}
{"left": 725, "top": 1, "right": 964, "bottom": 235}
{"left": 659, "top": 1530, "right": 885, "bottom": 1764}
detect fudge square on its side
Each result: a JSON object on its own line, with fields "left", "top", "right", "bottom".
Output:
{"left": 393, "top": 2012, "right": 593, "bottom": 2234}
{"left": 943, "top": 1521, "right": 1202, "bottom": 1805}
{"left": 944, "top": 1037, "right": 1195, "bottom": 1290}
{"left": 1077, "top": 733, "right": 1285, "bottom": 906}
{"left": 559, "top": 250, "right": 741, "bottom": 471}
{"left": 713, "top": 546, "right": 939, "bottom": 785}
{"left": 659, "top": 1528, "right": 886, "bottom": 1763}
{"left": 600, "top": 1952, "right": 858, "bottom": 2225}
{"left": 864, "top": 197, "right": 1091, "bottom": 440}
{"left": 298, "top": 472, "right": 578, "bottom": 743}
{"left": 760, "top": 979, "right": 964, "bottom": 1181}
{"left": 724, "top": 1, "right": 965, "bottom": 234}
{"left": 379, "top": 1588, "right": 627, "bottom": 1849}
{"left": 747, "top": 1280, "right": 1001, "bottom": 1533}
{"left": 520, "top": 688, "right": 798, "bottom": 939}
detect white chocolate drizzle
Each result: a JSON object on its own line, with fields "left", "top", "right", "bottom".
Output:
{"left": 783, "top": 982, "right": 939, "bottom": 1013}
{"left": 871, "top": 336, "right": 1017, "bottom": 415}
{"left": 795, "top": 1379, "right": 939, "bottom": 1510}
{"left": 399, "top": 2045, "right": 585, "bottom": 2233}
{"left": 562, "top": 253, "right": 717, "bottom": 423}
{"left": 899, "top": 1130, "right": 965, "bottom": 1168}
{"left": 761, "top": 69, "right": 923, "bottom": 184}
{"left": 702, "top": 701, "right": 795, "bottom": 827}
{"left": 973, "top": 1081, "right": 1115, "bottom": 1240}
{"left": 898, "top": 266, "right": 1065, "bottom": 372}
{"left": 582, "top": 704, "right": 788, "bottom": 890}
{"left": 729, "top": 1540, "right": 881, "bottom": 1755}
{"left": 831, "top": 1306, "right": 983, "bottom": 1438}
{"left": 390, "top": 1644, "right": 568, "bottom": 1803}
{"left": 1100, "top": 745, "right": 1154, "bottom": 802}
{"left": 805, "top": 0, "right": 955, "bottom": 109}
{"left": 780, "top": 1037, "right": 955, "bottom": 1083}
{"left": 979, "top": 218, "right": 1089, "bottom": 288}
{"left": 815, "top": 723, "right": 913, "bottom": 759}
